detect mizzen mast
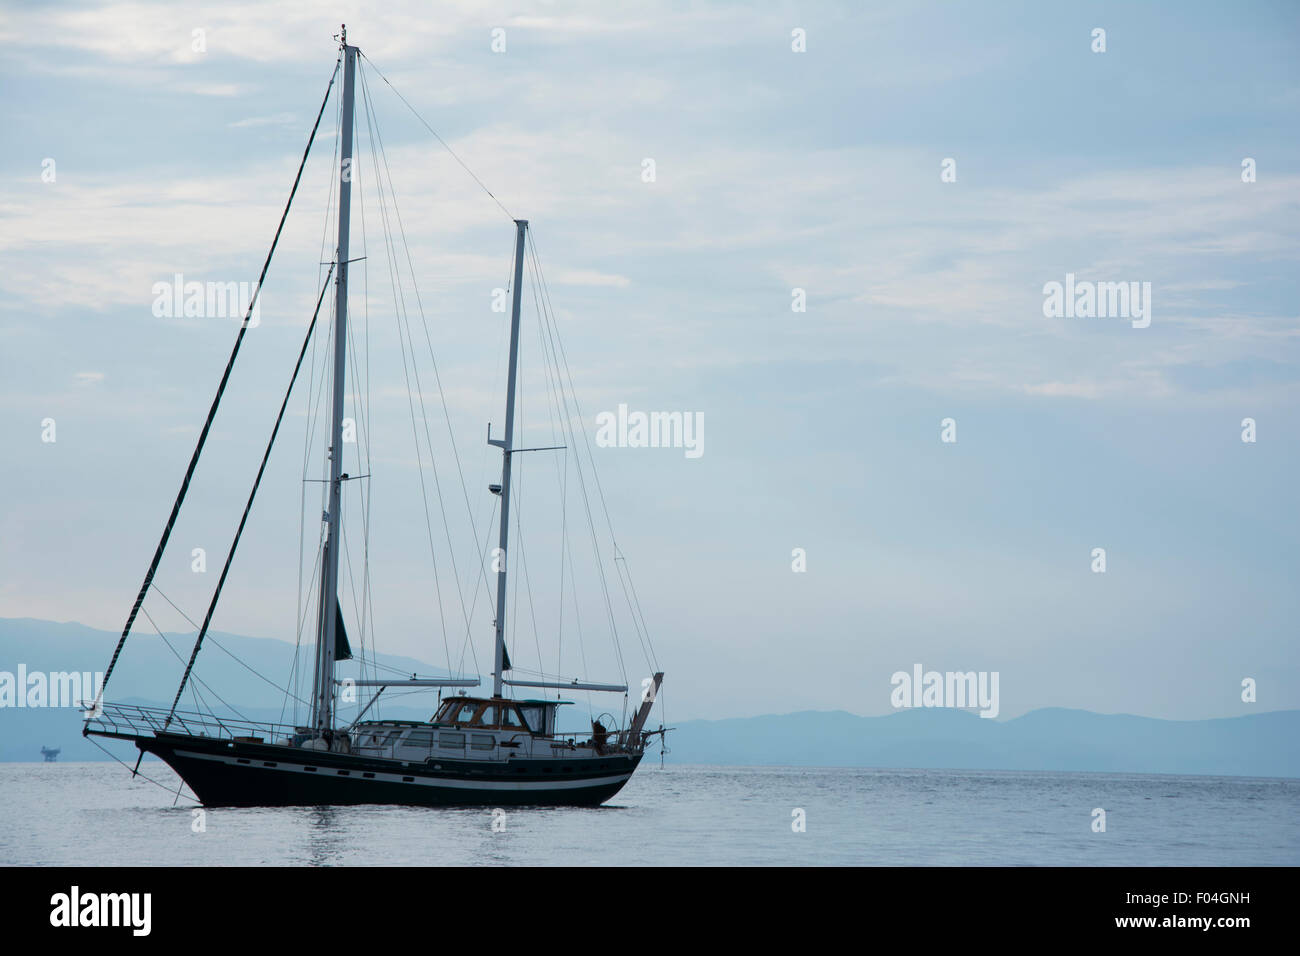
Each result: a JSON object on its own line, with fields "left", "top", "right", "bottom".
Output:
{"left": 488, "top": 220, "right": 529, "bottom": 698}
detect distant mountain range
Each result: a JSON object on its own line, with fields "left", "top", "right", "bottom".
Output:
{"left": 666, "top": 707, "right": 1299, "bottom": 777}
{"left": 0, "top": 617, "right": 482, "bottom": 763}
{"left": 2, "top": 618, "right": 1296, "bottom": 776}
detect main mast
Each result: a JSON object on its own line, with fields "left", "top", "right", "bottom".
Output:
{"left": 311, "top": 28, "right": 357, "bottom": 735}
{"left": 489, "top": 220, "right": 528, "bottom": 698}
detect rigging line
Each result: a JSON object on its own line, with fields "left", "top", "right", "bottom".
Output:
{"left": 517, "top": 287, "right": 579, "bottom": 712}
{"left": 529, "top": 235, "right": 656, "bottom": 671}
{"left": 353, "top": 113, "right": 377, "bottom": 701}
{"left": 507, "top": 400, "right": 522, "bottom": 678}
{"left": 345, "top": 178, "right": 375, "bottom": 691}
{"left": 348, "top": 71, "right": 384, "bottom": 691}
{"left": 551, "top": 371, "right": 656, "bottom": 672}
{"left": 525, "top": 262, "right": 595, "bottom": 713}
{"left": 523, "top": 271, "right": 583, "bottom": 688}
{"left": 306, "top": 55, "right": 367, "bottom": 727}
{"left": 145, "top": 583, "right": 200, "bottom": 630}
{"left": 617, "top": 549, "right": 656, "bottom": 665}
{"left": 353, "top": 82, "right": 449, "bottom": 655}
{"left": 555, "top": 439, "right": 569, "bottom": 652}
{"left": 357, "top": 70, "right": 480, "bottom": 690}
{"left": 358, "top": 276, "right": 375, "bottom": 694}
{"left": 314, "top": 77, "right": 345, "bottom": 309}
{"left": 358, "top": 80, "right": 457, "bottom": 676}
{"left": 300, "top": 318, "right": 333, "bottom": 723}
{"left": 282, "top": 532, "right": 324, "bottom": 727}
{"left": 477, "top": 228, "right": 518, "bottom": 525}
{"left": 537, "top": 335, "right": 592, "bottom": 691}
{"left": 511, "top": 433, "right": 547, "bottom": 679}
{"left": 351, "top": 65, "right": 378, "bottom": 702}
{"left": 527, "top": 244, "right": 621, "bottom": 649}
{"left": 299, "top": 332, "right": 335, "bottom": 571}
{"left": 149, "top": 584, "right": 309, "bottom": 707}
{"left": 522, "top": 247, "right": 613, "bottom": 642}
{"left": 339, "top": 504, "right": 367, "bottom": 674}
{"left": 295, "top": 172, "right": 342, "bottom": 720}
{"left": 165, "top": 265, "right": 337, "bottom": 725}
{"left": 138, "top": 605, "right": 240, "bottom": 720}
{"left": 292, "top": 351, "right": 312, "bottom": 722}
{"left": 506, "top": 319, "right": 531, "bottom": 674}
{"left": 294, "top": 79, "right": 345, "bottom": 726}
{"left": 83, "top": 735, "right": 201, "bottom": 804}
{"left": 609, "top": 537, "right": 651, "bottom": 655}
{"left": 297, "top": 193, "right": 332, "bottom": 725}
{"left": 358, "top": 50, "right": 515, "bottom": 222}
{"left": 537, "top": 382, "right": 608, "bottom": 696}
{"left": 527, "top": 251, "right": 585, "bottom": 685}
{"left": 557, "top": 433, "right": 568, "bottom": 681}
{"left": 460, "top": 227, "right": 518, "bottom": 649}
{"left": 299, "top": 100, "right": 340, "bottom": 600}
{"left": 343, "top": 329, "right": 377, "bottom": 692}
{"left": 364, "top": 67, "right": 491, "bottom": 630}
{"left": 525, "top": 246, "right": 627, "bottom": 683}
{"left": 506, "top": 326, "right": 550, "bottom": 684}
{"left": 299, "top": 82, "right": 339, "bottom": 644}
{"left": 138, "top": 605, "right": 209, "bottom": 716}
{"left": 464, "top": 230, "right": 517, "bottom": 636}
{"left": 460, "top": 500, "right": 493, "bottom": 680}
{"left": 305, "top": 298, "right": 336, "bottom": 480}
{"left": 524, "top": 250, "right": 572, "bottom": 678}
{"left": 565, "top": 521, "right": 591, "bottom": 686}
{"left": 342, "top": 80, "right": 375, "bottom": 695}
{"left": 454, "top": 494, "right": 496, "bottom": 678}
{"left": 358, "top": 657, "right": 464, "bottom": 679}
{"left": 358, "top": 63, "right": 480, "bottom": 645}
{"left": 96, "top": 58, "right": 342, "bottom": 711}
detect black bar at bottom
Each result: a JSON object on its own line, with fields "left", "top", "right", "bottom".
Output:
{"left": 3, "top": 866, "right": 1283, "bottom": 940}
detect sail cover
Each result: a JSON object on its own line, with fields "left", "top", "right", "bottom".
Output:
{"left": 335, "top": 604, "right": 353, "bottom": 661}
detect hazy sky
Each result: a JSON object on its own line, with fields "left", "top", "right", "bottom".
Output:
{"left": 1, "top": 1, "right": 1297, "bottom": 723}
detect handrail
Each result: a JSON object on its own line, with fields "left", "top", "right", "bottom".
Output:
{"left": 84, "top": 702, "right": 302, "bottom": 744}
{"left": 85, "top": 700, "right": 655, "bottom": 755}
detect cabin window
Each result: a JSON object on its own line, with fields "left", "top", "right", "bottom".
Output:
{"left": 518, "top": 705, "right": 545, "bottom": 733}
{"left": 452, "top": 703, "right": 479, "bottom": 725}
{"left": 434, "top": 700, "right": 460, "bottom": 722}
{"left": 477, "top": 705, "right": 496, "bottom": 727}
{"left": 499, "top": 706, "right": 524, "bottom": 729}
{"left": 439, "top": 732, "right": 465, "bottom": 750}
{"left": 470, "top": 734, "right": 494, "bottom": 751}
{"left": 401, "top": 730, "right": 434, "bottom": 750}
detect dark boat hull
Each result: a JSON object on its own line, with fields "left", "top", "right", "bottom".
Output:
{"left": 131, "top": 732, "right": 640, "bottom": 808}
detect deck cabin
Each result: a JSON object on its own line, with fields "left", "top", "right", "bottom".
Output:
{"left": 346, "top": 696, "right": 610, "bottom": 764}
{"left": 429, "top": 696, "right": 565, "bottom": 737}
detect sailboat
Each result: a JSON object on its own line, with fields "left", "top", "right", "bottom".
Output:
{"left": 84, "top": 28, "right": 665, "bottom": 808}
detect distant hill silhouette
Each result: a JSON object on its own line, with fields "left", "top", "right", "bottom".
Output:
{"left": 2, "top": 619, "right": 1295, "bottom": 776}
{"left": 0, "top": 617, "right": 479, "bottom": 762}
{"left": 665, "top": 706, "right": 1299, "bottom": 777}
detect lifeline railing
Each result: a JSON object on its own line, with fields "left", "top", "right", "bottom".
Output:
{"left": 83, "top": 701, "right": 301, "bottom": 744}
{"left": 85, "top": 701, "right": 658, "bottom": 754}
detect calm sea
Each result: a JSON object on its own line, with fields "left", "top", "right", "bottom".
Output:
{"left": 2, "top": 762, "right": 1296, "bottom": 866}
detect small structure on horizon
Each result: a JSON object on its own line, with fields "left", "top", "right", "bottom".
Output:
{"left": 40, "top": 746, "right": 60, "bottom": 762}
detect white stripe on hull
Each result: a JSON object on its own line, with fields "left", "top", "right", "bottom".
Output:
{"left": 174, "top": 750, "right": 632, "bottom": 792}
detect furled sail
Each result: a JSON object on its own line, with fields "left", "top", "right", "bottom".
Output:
{"left": 335, "top": 604, "right": 353, "bottom": 662}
